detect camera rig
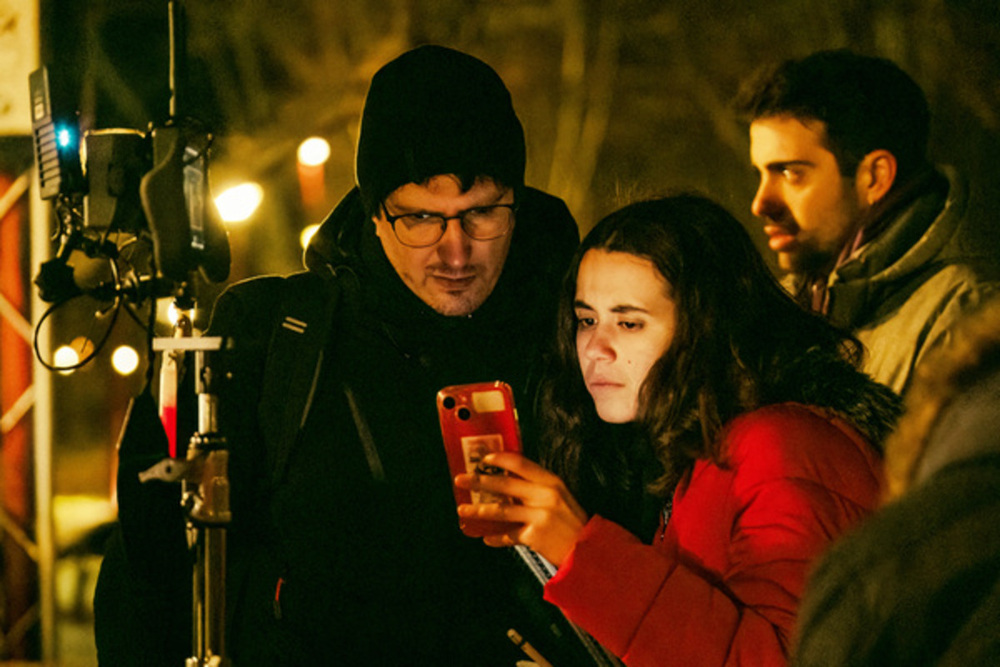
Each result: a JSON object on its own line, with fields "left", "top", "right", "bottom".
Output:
{"left": 28, "top": 31, "right": 230, "bottom": 311}
{"left": 30, "top": 2, "right": 233, "bottom": 665}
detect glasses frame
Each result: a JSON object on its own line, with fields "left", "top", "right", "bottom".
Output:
{"left": 379, "top": 201, "right": 518, "bottom": 248}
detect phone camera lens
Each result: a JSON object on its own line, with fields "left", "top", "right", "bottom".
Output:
{"left": 443, "top": 396, "right": 456, "bottom": 410}
{"left": 457, "top": 407, "right": 471, "bottom": 421}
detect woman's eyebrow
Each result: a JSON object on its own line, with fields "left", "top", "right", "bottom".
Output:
{"left": 611, "top": 304, "right": 649, "bottom": 314}
{"left": 573, "top": 299, "right": 648, "bottom": 314}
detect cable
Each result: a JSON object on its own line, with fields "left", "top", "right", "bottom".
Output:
{"left": 33, "top": 292, "right": 123, "bottom": 372}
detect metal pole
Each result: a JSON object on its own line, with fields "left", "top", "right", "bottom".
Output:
{"left": 149, "top": 338, "right": 230, "bottom": 667}
{"left": 30, "top": 168, "right": 57, "bottom": 662}
{"left": 168, "top": 0, "right": 186, "bottom": 120}
{"left": 186, "top": 350, "right": 229, "bottom": 666}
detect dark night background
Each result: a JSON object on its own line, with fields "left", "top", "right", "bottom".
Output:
{"left": 7, "top": 1, "right": 1000, "bottom": 664}
{"left": 42, "top": 1, "right": 1000, "bottom": 272}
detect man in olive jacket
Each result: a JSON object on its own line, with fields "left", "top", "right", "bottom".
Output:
{"left": 94, "top": 45, "right": 585, "bottom": 666}
{"left": 739, "top": 49, "right": 1000, "bottom": 394}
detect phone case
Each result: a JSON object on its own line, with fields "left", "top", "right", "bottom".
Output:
{"left": 437, "top": 381, "right": 523, "bottom": 537}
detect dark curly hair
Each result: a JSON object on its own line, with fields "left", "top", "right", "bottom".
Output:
{"left": 540, "top": 194, "right": 873, "bottom": 508}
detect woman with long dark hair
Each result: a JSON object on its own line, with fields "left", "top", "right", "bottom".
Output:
{"left": 457, "top": 194, "right": 900, "bottom": 665}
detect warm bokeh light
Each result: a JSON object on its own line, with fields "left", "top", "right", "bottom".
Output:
{"left": 111, "top": 345, "right": 140, "bottom": 375}
{"left": 214, "top": 182, "right": 264, "bottom": 223}
{"left": 300, "top": 223, "right": 320, "bottom": 249}
{"left": 53, "top": 345, "right": 79, "bottom": 374}
{"left": 167, "top": 302, "right": 194, "bottom": 327}
{"left": 297, "top": 137, "right": 331, "bottom": 166}
{"left": 52, "top": 336, "right": 97, "bottom": 374}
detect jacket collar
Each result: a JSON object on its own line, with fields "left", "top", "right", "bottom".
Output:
{"left": 824, "top": 167, "right": 963, "bottom": 328}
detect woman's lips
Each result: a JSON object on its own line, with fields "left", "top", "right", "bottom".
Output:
{"left": 587, "top": 377, "right": 624, "bottom": 392}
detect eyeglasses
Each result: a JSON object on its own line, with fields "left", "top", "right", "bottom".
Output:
{"left": 380, "top": 201, "right": 517, "bottom": 248}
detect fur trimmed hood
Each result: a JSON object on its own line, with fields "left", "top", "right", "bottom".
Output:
{"left": 771, "top": 347, "right": 903, "bottom": 452}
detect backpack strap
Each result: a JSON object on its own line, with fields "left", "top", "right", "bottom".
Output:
{"left": 258, "top": 270, "right": 341, "bottom": 486}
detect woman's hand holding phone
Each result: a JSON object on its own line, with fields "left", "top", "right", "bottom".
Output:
{"left": 438, "top": 382, "right": 524, "bottom": 537}
{"left": 454, "top": 452, "right": 589, "bottom": 568}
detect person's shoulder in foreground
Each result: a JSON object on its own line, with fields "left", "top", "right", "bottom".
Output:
{"left": 793, "top": 296, "right": 1000, "bottom": 667}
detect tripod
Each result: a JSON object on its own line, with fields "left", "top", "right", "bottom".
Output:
{"left": 30, "top": 0, "right": 233, "bottom": 661}
{"left": 140, "top": 312, "right": 231, "bottom": 666}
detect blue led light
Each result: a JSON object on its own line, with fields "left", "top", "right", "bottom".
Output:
{"left": 56, "top": 127, "right": 74, "bottom": 148}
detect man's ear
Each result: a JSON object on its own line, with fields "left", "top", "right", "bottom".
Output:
{"left": 856, "top": 149, "right": 897, "bottom": 205}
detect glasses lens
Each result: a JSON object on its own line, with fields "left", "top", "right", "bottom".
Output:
{"left": 387, "top": 204, "right": 516, "bottom": 247}
{"left": 463, "top": 205, "right": 514, "bottom": 240}
{"left": 395, "top": 215, "right": 445, "bottom": 247}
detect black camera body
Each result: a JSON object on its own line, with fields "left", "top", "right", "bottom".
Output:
{"left": 29, "top": 64, "right": 229, "bottom": 299}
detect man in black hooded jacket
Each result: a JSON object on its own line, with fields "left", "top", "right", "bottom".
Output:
{"left": 94, "top": 45, "right": 583, "bottom": 666}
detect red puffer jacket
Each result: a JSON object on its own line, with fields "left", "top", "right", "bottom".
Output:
{"left": 544, "top": 403, "right": 883, "bottom": 666}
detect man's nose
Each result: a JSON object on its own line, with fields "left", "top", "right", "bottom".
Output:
{"left": 751, "top": 177, "right": 777, "bottom": 219}
{"left": 436, "top": 218, "right": 472, "bottom": 266}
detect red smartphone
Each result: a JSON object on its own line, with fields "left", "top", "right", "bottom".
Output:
{"left": 437, "top": 381, "right": 523, "bottom": 537}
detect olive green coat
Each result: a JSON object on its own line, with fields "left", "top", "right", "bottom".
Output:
{"left": 822, "top": 168, "right": 1000, "bottom": 394}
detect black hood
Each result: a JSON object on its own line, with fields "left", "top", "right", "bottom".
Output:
{"left": 303, "top": 187, "right": 368, "bottom": 278}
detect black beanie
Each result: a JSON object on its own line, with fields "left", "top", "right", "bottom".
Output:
{"left": 355, "top": 45, "right": 526, "bottom": 216}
